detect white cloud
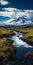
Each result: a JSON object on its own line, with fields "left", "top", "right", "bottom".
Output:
{"left": 24, "top": 10, "right": 33, "bottom": 21}
{"left": 0, "top": 0, "right": 9, "bottom": 5}
{"left": 0, "top": 8, "right": 23, "bottom": 19}
{"left": 1, "top": 8, "right": 33, "bottom": 20}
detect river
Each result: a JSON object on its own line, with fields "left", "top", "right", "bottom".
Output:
{"left": 7, "top": 31, "right": 33, "bottom": 65}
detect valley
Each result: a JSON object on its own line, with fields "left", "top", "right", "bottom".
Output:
{"left": 0, "top": 26, "right": 33, "bottom": 65}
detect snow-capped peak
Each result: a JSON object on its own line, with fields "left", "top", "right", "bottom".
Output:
{"left": 3, "top": 16, "right": 32, "bottom": 26}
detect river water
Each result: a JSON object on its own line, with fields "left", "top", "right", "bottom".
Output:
{"left": 7, "top": 31, "right": 33, "bottom": 65}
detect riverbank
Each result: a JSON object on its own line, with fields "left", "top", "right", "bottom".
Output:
{"left": 11, "top": 26, "right": 33, "bottom": 46}
{"left": 0, "top": 28, "right": 16, "bottom": 65}
{"left": 0, "top": 26, "right": 33, "bottom": 65}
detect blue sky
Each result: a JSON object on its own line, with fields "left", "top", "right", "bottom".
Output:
{"left": 0, "top": 0, "right": 33, "bottom": 24}
{"left": 0, "top": 16, "right": 10, "bottom": 22}
{"left": 0, "top": 0, "right": 33, "bottom": 9}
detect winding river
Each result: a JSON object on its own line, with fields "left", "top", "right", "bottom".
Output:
{"left": 7, "top": 31, "right": 33, "bottom": 65}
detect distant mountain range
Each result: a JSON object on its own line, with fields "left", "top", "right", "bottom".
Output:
{"left": 0, "top": 16, "right": 33, "bottom": 27}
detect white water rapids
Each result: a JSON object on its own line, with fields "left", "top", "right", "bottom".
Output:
{"left": 12, "top": 31, "right": 32, "bottom": 48}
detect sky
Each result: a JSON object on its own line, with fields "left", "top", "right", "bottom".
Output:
{"left": 0, "top": 0, "right": 33, "bottom": 24}
{"left": 0, "top": 0, "right": 33, "bottom": 9}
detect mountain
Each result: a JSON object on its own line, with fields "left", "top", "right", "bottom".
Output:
{"left": 3, "top": 16, "right": 33, "bottom": 26}
{"left": 0, "top": 16, "right": 33, "bottom": 26}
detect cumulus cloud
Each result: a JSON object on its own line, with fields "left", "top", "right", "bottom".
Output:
{"left": 0, "top": 8, "right": 33, "bottom": 24}
{"left": 0, "top": 8, "right": 23, "bottom": 20}
{"left": 24, "top": 10, "right": 33, "bottom": 21}
{"left": 0, "top": 0, "right": 9, "bottom": 5}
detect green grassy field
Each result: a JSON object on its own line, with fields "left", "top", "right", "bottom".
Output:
{"left": 0, "top": 26, "right": 33, "bottom": 65}
{"left": 0, "top": 26, "right": 33, "bottom": 46}
{"left": 14, "top": 26, "right": 33, "bottom": 46}
{"left": 0, "top": 28, "right": 16, "bottom": 65}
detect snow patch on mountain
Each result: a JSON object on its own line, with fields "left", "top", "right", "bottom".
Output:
{"left": 0, "top": 8, "right": 33, "bottom": 26}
